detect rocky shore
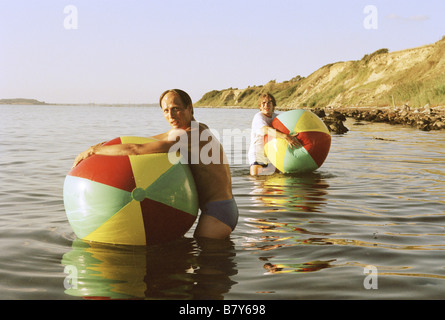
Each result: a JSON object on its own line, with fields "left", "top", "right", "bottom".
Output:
{"left": 312, "top": 105, "right": 445, "bottom": 134}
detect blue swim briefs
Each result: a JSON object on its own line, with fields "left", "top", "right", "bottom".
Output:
{"left": 201, "top": 198, "right": 239, "bottom": 231}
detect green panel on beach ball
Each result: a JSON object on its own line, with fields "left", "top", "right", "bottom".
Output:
{"left": 63, "top": 175, "right": 133, "bottom": 239}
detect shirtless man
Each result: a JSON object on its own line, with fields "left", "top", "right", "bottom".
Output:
{"left": 72, "top": 89, "right": 238, "bottom": 240}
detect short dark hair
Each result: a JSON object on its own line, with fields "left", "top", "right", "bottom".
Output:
{"left": 258, "top": 93, "right": 276, "bottom": 107}
{"left": 159, "top": 89, "right": 193, "bottom": 109}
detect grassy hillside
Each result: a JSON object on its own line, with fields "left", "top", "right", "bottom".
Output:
{"left": 195, "top": 37, "right": 445, "bottom": 109}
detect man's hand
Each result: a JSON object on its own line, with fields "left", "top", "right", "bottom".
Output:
{"left": 71, "top": 142, "right": 105, "bottom": 168}
{"left": 284, "top": 133, "right": 301, "bottom": 149}
{"left": 262, "top": 126, "right": 302, "bottom": 149}
{"left": 72, "top": 147, "right": 94, "bottom": 168}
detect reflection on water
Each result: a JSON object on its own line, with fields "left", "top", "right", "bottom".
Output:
{"left": 243, "top": 172, "right": 335, "bottom": 275}
{"left": 62, "top": 237, "right": 237, "bottom": 300}
{"left": 263, "top": 260, "right": 336, "bottom": 274}
{"left": 249, "top": 172, "right": 329, "bottom": 213}
{"left": 246, "top": 172, "right": 330, "bottom": 240}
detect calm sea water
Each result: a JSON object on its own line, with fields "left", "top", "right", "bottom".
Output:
{"left": 0, "top": 105, "right": 444, "bottom": 300}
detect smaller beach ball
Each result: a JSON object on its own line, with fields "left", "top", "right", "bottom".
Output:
{"left": 63, "top": 136, "right": 199, "bottom": 246}
{"left": 264, "top": 110, "right": 331, "bottom": 173}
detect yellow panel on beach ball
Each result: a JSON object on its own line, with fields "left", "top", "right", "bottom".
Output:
{"left": 129, "top": 153, "right": 175, "bottom": 190}
{"left": 83, "top": 200, "right": 146, "bottom": 245}
{"left": 264, "top": 137, "right": 288, "bottom": 173}
{"left": 120, "top": 136, "right": 176, "bottom": 189}
{"left": 120, "top": 136, "right": 156, "bottom": 145}
{"left": 294, "top": 110, "right": 330, "bottom": 134}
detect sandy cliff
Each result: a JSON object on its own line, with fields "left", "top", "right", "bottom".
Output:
{"left": 196, "top": 37, "right": 445, "bottom": 109}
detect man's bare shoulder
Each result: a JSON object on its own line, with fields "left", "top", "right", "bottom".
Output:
{"left": 149, "top": 131, "right": 168, "bottom": 140}
{"left": 150, "top": 129, "right": 186, "bottom": 141}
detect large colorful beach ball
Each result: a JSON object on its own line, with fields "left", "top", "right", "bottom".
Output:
{"left": 264, "top": 110, "right": 331, "bottom": 173}
{"left": 63, "top": 136, "right": 199, "bottom": 246}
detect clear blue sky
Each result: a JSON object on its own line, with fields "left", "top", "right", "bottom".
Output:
{"left": 1, "top": 0, "right": 444, "bottom": 104}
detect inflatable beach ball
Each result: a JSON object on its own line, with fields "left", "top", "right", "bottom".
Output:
{"left": 63, "top": 136, "right": 199, "bottom": 246}
{"left": 264, "top": 110, "right": 331, "bottom": 173}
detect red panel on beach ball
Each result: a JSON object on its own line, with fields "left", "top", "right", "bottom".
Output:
{"left": 272, "top": 118, "right": 290, "bottom": 135}
{"left": 140, "top": 199, "right": 198, "bottom": 244}
{"left": 68, "top": 137, "right": 136, "bottom": 192}
{"left": 69, "top": 156, "right": 136, "bottom": 192}
{"left": 296, "top": 131, "right": 331, "bottom": 168}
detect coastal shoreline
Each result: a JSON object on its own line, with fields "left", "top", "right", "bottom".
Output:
{"left": 322, "top": 104, "right": 445, "bottom": 133}
{"left": 197, "top": 104, "right": 445, "bottom": 133}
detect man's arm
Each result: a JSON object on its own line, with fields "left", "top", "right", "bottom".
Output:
{"left": 261, "top": 126, "right": 301, "bottom": 148}
{"left": 72, "top": 139, "right": 176, "bottom": 168}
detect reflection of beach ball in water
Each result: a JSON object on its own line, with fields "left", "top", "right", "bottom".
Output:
{"left": 63, "top": 136, "right": 199, "bottom": 246}
{"left": 62, "top": 238, "right": 197, "bottom": 299}
{"left": 264, "top": 110, "right": 331, "bottom": 173}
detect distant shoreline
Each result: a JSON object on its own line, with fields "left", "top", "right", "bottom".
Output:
{"left": 0, "top": 99, "right": 158, "bottom": 107}
{"left": 0, "top": 98, "right": 49, "bottom": 105}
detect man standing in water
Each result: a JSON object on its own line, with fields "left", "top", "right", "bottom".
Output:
{"left": 72, "top": 89, "right": 238, "bottom": 240}
{"left": 248, "top": 93, "right": 300, "bottom": 176}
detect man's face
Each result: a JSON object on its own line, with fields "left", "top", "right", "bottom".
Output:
{"left": 260, "top": 99, "right": 275, "bottom": 117}
{"left": 161, "top": 92, "right": 193, "bottom": 129}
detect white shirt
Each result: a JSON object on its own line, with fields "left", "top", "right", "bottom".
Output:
{"left": 248, "top": 111, "right": 277, "bottom": 165}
